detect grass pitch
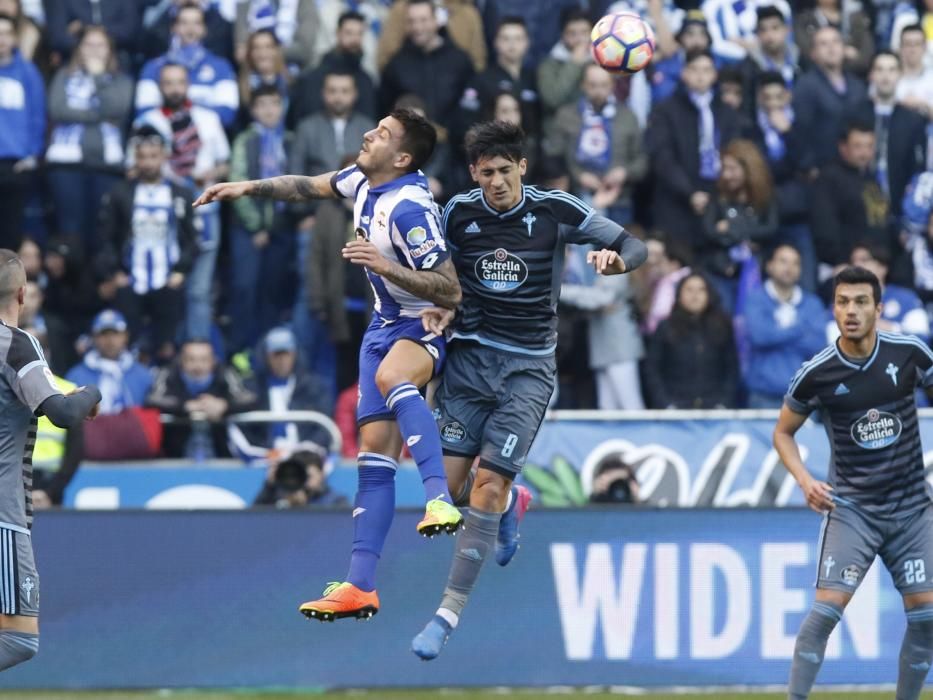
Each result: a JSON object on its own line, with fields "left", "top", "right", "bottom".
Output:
{"left": 0, "top": 690, "right": 905, "bottom": 699}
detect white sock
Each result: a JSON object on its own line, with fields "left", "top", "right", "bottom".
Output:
{"left": 437, "top": 607, "right": 459, "bottom": 629}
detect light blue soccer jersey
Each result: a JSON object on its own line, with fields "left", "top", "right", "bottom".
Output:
{"left": 330, "top": 165, "right": 448, "bottom": 321}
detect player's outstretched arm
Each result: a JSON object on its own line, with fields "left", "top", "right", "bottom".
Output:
{"left": 193, "top": 172, "right": 337, "bottom": 207}
{"left": 40, "top": 386, "right": 102, "bottom": 429}
{"left": 773, "top": 405, "right": 834, "bottom": 513}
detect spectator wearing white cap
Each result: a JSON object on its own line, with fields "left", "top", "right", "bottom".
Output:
{"left": 65, "top": 310, "right": 153, "bottom": 415}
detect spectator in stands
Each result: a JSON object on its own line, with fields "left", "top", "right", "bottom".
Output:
{"left": 228, "top": 86, "right": 295, "bottom": 352}
{"left": 96, "top": 127, "right": 197, "bottom": 361}
{"left": 146, "top": 338, "right": 255, "bottom": 459}
{"left": 379, "top": 0, "right": 474, "bottom": 126}
{"left": 291, "top": 71, "right": 373, "bottom": 180}
{"left": 739, "top": 6, "right": 799, "bottom": 101}
{"left": 700, "top": 0, "right": 791, "bottom": 62}
{"left": 313, "top": 2, "right": 386, "bottom": 81}
{"left": 648, "top": 10, "right": 714, "bottom": 107}
{"left": 857, "top": 50, "right": 927, "bottom": 217}
{"left": 643, "top": 272, "right": 739, "bottom": 408}
{"left": 254, "top": 447, "right": 347, "bottom": 508}
{"left": 717, "top": 65, "right": 747, "bottom": 113}
{"left": 0, "top": 0, "right": 39, "bottom": 63}
{"left": 744, "top": 244, "right": 826, "bottom": 407}
{"left": 896, "top": 24, "right": 933, "bottom": 117}
{"left": 141, "top": 0, "right": 235, "bottom": 64}
{"left": 589, "top": 456, "right": 640, "bottom": 504}
{"left": 458, "top": 16, "right": 540, "bottom": 143}
{"left": 849, "top": 244, "right": 930, "bottom": 339}
{"left": 135, "top": 62, "right": 230, "bottom": 343}
{"left": 637, "top": 235, "right": 693, "bottom": 335}
{"left": 234, "top": 0, "right": 318, "bottom": 69}
{"left": 136, "top": 2, "right": 239, "bottom": 128}
{"left": 537, "top": 8, "right": 591, "bottom": 123}
{"left": 44, "top": 0, "right": 139, "bottom": 69}
{"left": 548, "top": 63, "right": 647, "bottom": 225}
{"left": 0, "top": 12, "right": 43, "bottom": 251}
{"left": 378, "top": 0, "right": 487, "bottom": 73}
{"left": 810, "top": 120, "right": 892, "bottom": 269}
{"left": 795, "top": 0, "right": 875, "bottom": 75}
{"left": 230, "top": 326, "right": 332, "bottom": 459}
{"left": 496, "top": 0, "right": 583, "bottom": 66}
{"left": 237, "top": 29, "right": 291, "bottom": 114}
{"left": 17, "top": 236, "right": 42, "bottom": 282}
{"left": 908, "top": 210, "right": 933, "bottom": 314}
{"left": 21, "top": 278, "right": 42, "bottom": 330}
{"left": 288, "top": 10, "right": 376, "bottom": 127}
{"left": 66, "top": 309, "right": 153, "bottom": 415}
{"left": 305, "top": 176, "right": 370, "bottom": 396}
{"left": 43, "top": 235, "right": 99, "bottom": 373}
{"left": 793, "top": 26, "right": 868, "bottom": 171}
{"left": 889, "top": 0, "right": 933, "bottom": 56}
{"left": 45, "top": 26, "right": 133, "bottom": 251}
{"left": 648, "top": 49, "right": 742, "bottom": 247}
{"left": 700, "top": 139, "right": 778, "bottom": 310}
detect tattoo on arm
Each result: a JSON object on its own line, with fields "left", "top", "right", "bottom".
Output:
{"left": 252, "top": 173, "right": 336, "bottom": 202}
{"left": 380, "top": 258, "right": 462, "bottom": 309}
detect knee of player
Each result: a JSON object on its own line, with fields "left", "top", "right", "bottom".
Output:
{"left": 374, "top": 366, "right": 409, "bottom": 397}
{"left": 471, "top": 471, "right": 511, "bottom": 510}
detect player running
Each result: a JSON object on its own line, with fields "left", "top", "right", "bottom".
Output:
{"left": 0, "top": 250, "right": 101, "bottom": 672}
{"left": 411, "top": 121, "right": 647, "bottom": 659}
{"left": 195, "top": 109, "right": 464, "bottom": 621}
{"left": 774, "top": 266, "right": 933, "bottom": 699}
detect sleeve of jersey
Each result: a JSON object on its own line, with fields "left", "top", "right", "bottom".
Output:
{"left": 784, "top": 364, "right": 820, "bottom": 416}
{"left": 911, "top": 338, "right": 933, "bottom": 389}
{"left": 7, "top": 332, "right": 63, "bottom": 413}
{"left": 391, "top": 199, "right": 449, "bottom": 271}
{"left": 330, "top": 165, "right": 366, "bottom": 199}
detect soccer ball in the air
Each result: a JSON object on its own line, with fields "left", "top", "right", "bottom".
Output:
{"left": 591, "top": 13, "right": 656, "bottom": 74}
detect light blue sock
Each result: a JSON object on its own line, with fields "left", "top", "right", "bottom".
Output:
{"left": 897, "top": 603, "right": 933, "bottom": 700}
{"left": 345, "top": 453, "right": 396, "bottom": 592}
{"left": 386, "top": 383, "right": 451, "bottom": 502}
{"left": 788, "top": 601, "right": 843, "bottom": 699}
{"left": 0, "top": 631, "right": 38, "bottom": 671}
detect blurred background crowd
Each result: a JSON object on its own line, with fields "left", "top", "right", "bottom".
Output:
{"left": 5, "top": 0, "right": 933, "bottom": 503}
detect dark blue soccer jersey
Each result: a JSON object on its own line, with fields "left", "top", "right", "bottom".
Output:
{"left": 442, "top": 186, "right": 634, "bottom": 356}
{"left": 785, "top": 331, "right": 933, "bottom": 516}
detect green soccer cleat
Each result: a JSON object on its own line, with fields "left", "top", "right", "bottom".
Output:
{"left": 416, "top": 497, "right": 464, "bottom": 537}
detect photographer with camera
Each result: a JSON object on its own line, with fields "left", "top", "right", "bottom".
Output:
{"left": 254, "top": 446, "right": 347, "bottom": 509}
{"left": 589, "top": 456, "right": 641, "bottom": 505}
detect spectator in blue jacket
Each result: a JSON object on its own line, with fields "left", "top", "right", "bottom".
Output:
{"left": 744, "top": 244, "right": 827, "bottom": 407}
{"left": 66, "top": 310, "right": 154, "bottom": 415}
{"left": 136, "top": 1, "right": 239, "bottom": 128}
{"left": 0, "top": 12, "right": 44, "bottom": 250}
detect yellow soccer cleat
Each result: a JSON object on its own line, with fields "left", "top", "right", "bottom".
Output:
{"left": 416, "top": 497, "right": 464, "bottom": 537}
{"left": 299, "top": 582, "right": 379, "bottom": 622}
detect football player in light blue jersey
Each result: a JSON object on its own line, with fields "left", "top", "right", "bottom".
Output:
{"left": 196, "top": 109, "right": 464, "bottom": 621}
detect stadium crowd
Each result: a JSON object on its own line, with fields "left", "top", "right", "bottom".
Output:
{"left": 4, "top": 0, "right": 933, "bottom": 480}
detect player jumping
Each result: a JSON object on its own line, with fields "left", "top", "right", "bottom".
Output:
{"left": 195, "top": 109, "right": 464, "bottom": 621}
{"left": 774, "top": 266, "right": 933, "bottom": 699}
{"left": 0, "top": 250, "right": 101, "bottom": 672}
{"left": 411, "top": 121, "right": 647, "bottom": 659}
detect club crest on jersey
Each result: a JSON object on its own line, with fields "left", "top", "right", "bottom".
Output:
{"left": 841, "top": 565, "right": 860, "bottom": 586}
{"left": 406, "top": 226, "right": 427, "bottom": 246}
{"left": 886, "top": 362, "right": 899, "bottom": 386}
{"left": 522, "top": 212, "right": 536, "bottom": 236}
{"left": 475, "top": 248, "right": 528, "bottom": 291}
{"left": 440, "top": 421, "right": 466, "bottom": 444}
{"left": 850, "top": 408, "right": 902, "bottom": 450}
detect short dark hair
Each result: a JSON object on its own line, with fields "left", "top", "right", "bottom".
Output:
{"left": 756, "top": 70, "right": 786, "bottom": 90}
{"left": 766, "top": 242, "right": 800, "bottom": 263}
{"left": 560, "top": 8, "right": 590, "bottom": 31}
{"left": 249, "top": 83, "right": 282, "bottom": 107}
{"left": 406, "top": 0, "right": 434, "bottom": 12}
{"left": 852, "top": 241, "right": 891, "bottom": 267}
{"left": 390, "top": 108, "right": 437, "bottom": 173}
{"left": 870, "top": 49, "right": 901, "bottom": 70}
{"left": 684, "top": 48, "right": 715, "bottom": 66}
{"left": 498, "top": 15, "right": 527, "bottom": 33}
{"left": 322, "top": 69, "right": 356, "bottom": 86}
{"left": 130, "top": 124, "right": 167, "bottom": 149}
{"left": 464, "top": 120, "right": 525, "bottom": 165}
{"left": 901, "top": 23, "right": 925, "bottom": 40}
{"left": 173, "top": 1, "right": 204, "bottom": 22}
{"left": 159, "top": 60, "right": 189, "bottom": 79}
{"left": 337, "top": 10, "right": 365, "bottom": 28}
{"left": 718, "top": 65, "right": 743, "bottom": 85}
{"left": 756, "top": 5, "right": 786, "bottom": 27}
{"left": 833, "top": 266, "right": 882, "bottom": 304}
{"left": 839, "top": 118, "right": 875, "bottom": 142}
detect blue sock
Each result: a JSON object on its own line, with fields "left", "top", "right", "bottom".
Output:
{"left": 386, "top": 383, "right": 451, "bottom": 502}
{"left": 346, "top": 452, "right": 397, "bottom": 592}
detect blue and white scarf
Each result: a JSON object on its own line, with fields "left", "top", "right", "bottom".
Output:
{"left": 167, "top": 38, "right": 207, "bottom": 73}
{"left": 574, "top": 96, "right": 616, "bottom": 174}
{"left": 689, "top": 90, "right": 720, "bottom": 180}
{"left": 756, "top": 106, "right": 794, "bottom": 163}
{"left": 83, "top": 349, "right": 137, "bottom": 414}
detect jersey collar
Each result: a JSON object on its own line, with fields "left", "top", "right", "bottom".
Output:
{"left": 368, "top": 170, "right": 428, "bottom": 194}
{"left": 480, "top": 185, "right": 527, "bottom": 218}
{"left": 834, "top": 332, "right": 880, "bottom": 370}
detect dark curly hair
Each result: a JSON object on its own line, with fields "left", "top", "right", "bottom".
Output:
{"left": 389, "top": 108, "right": 437, "bottom": 173}
{"left": 464, "top": 120, "right": 526, "bottom": 165}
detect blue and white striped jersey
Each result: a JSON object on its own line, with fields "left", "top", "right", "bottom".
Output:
{"left": 128, "top": 182, "right": 183, "bottom": 295}
{"left": 330, "top": 165, "right": 448, "bottom": 321}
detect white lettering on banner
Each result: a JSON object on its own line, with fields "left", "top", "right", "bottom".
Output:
{"left": 761, "top": 543, "right": 809, "bottom": 658}
{"left": 550, "top": 543, "right": 646, "bottom": 660}
{"left": 689, "top": 544, "right": 750, "bottom": 659}
{"left": 654, "top": 543, "right": 679, "bottom": 659}
{"left": 550, "top": 542, "right": 883, "bottom": 662}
